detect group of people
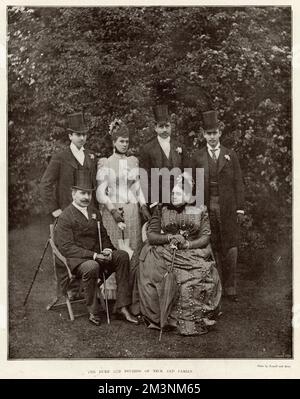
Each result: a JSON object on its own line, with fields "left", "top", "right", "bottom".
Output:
{"left": 39, "top": 104, "right": 245, "bottom": 336}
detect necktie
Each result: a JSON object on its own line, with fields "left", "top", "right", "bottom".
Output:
{"left": 210, "top": 149, "right": 218, "bottom": 163}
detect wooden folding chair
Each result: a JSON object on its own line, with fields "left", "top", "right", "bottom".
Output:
{"left": 46, "top": 224, "right": 87, "bottom": 321}
{"left": 47, "top": 224, "right": 110, "bottom": 323}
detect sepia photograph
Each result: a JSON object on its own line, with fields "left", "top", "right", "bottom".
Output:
{"left": 4, "top": 0, "right": 297, "bottom": 378}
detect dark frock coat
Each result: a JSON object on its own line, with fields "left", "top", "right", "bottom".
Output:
{"left": 54, "top": 204, "right": 114, "bottom": 272}
{"left": 139, "top": 137, "right": 185, "bottom": 203}
{"left": 39, "top": 147, "right": 97, "bottom": 214}
{"left": 190, "top": 145, "right": 245, "bottom": 251}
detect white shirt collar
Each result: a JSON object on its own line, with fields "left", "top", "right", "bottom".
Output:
{"left": 72, "top": 201, "right": 88, "bottom": 218}
{"left": 157, "top": 135, "right": 170, "bottom": 144}
{"left": 70, "top": 142, "right": 84, "bottom": 153}
{"left": 207, "top": 143, "right": 220, "bottom": 152}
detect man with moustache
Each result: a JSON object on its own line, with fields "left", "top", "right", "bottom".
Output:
{"left": 40, "top": 112, "right": 97, "bottom": 220}
{"left": 139, "top": 104, "right": 184, "bottom": 207}
{"left": 40, "top": 112, "right": 97, "bottom": 300}
{"left": 190, "top": 110, "right": 245, "bottom": 302}
{"left": 54, "top": 169, "right": 138, "bottom": 326}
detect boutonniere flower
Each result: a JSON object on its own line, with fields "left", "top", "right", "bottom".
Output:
{"left": 89, "top": 154, "right": 95, "bottom": 160}
{"left": 224, "top": 154, "right": 231, "bottom": 161}
{"left": 91, "top": 213, "right": 97, "bottom": 220}
{"left": 176, "top": 147, "right": 182, "bottom": 154}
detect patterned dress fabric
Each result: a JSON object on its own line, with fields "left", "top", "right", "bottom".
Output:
{"left": 97, "top": 153, "right": 144, "bottom": 299}
{"left": 138, "top": 205, "right": 222, "bottom": 335}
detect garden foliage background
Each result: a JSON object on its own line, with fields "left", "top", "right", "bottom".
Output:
{"left": 8, "top": 6, "right": 292, "bottom": 257}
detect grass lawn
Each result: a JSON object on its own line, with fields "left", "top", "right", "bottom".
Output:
{"left": 8, "top": 218, "right": 292, "bottom": 359}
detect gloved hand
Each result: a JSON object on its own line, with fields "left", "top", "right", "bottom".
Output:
{"left": 52, "top": 209, "right": 62, "bottom": 218}
{"left": 101, "top": 249, "right": 112, "bottom": 262}
{"left": 170, "top": 234, "right": 186, "bottom": 247}
{"left": 141, "top": 204, "right": 151, "bottom": 221}
{"left": 111, "top": 209, "right": 124, "bottom": 223}
{"left": 117, "top": 222, "right": 126, "bottom": 230}
{"left": 179, "top": 240, "right": 190, "bottom": 250}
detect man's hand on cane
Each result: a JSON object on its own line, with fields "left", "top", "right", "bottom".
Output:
{"left": 102, "top": 248, "right": 112, "bottom": 261}
{"left": 96, "top": 251, "right": 112, "bottom": 263}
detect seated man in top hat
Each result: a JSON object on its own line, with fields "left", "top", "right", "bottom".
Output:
{"left": 54, "top": 169, "right": 138, "bottom": 326}
{"left": 139, "top": 104, "right": 185, "bottom": 208}
{"left": 40, "top": 112, "right": 97, "bottom": 300}
{"left": 190, "top": 110, "right": 245, "bottom": 302}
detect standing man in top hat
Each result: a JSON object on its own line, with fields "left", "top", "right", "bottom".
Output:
{"left": 40, "top": 112, "right": 97, "bottom": 220}
{"left": 139, "top": 104, "right": 185, "bottom": 207}
{"left": 40, "top": 112, "right": 97, "bottom": 300}
{"left": 190, "top": 110, "right": 245, "bottom": 302}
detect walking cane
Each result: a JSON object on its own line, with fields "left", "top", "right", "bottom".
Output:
{"left": 23, "top": 218, "right": 58, "bottom": 306}
{"left": 97, "top": 221, "right": 110, "bottom": 324}
{"left": 119, "top": 206, "right": 125, "bottom": 242}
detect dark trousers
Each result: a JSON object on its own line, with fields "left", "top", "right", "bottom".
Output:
{"left": 102, "top": 250, "right": 132, "bottom": 310}
{"left": 75, "top": 249, "right": 132, "bottom": 315}
{"left": 76, "top": 260, "right": 101, "bottom": 315}
{"left": 209, "top": 195, "right": 237, "bottom": 296}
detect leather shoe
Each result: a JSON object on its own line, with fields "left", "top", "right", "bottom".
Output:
{"left": 118, "top": 307, "right": 138, "bottom": 324}
{"left": 89, "top": 314, "right": 101, "bottom": 326}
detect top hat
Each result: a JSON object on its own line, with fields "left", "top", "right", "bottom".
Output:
{"left": 72, "top": 169, "right": 95, "bottom": 191}
{"left": 67, "top": 112, "right": 88, "bottom": 134}
{"left": 153, "top": 104, "right": 170, "bottom": 123}
{"left": 109, "top": 119, "right": 129, "bottom": 140}
{"left": 202, "top": 110, "right": 219, "bottom": 131}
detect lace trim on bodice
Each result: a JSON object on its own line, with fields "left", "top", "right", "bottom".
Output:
{"left": 161, "top": 206, "right": 206, "bottom": 237}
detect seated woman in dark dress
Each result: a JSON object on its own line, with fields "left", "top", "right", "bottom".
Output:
{"left": 138, "top": 174, "right": 222, "bottom": 336}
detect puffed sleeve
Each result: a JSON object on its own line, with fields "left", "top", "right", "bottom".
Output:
{"left": 127, "top": 156, "right": 139, "bottom": 180}
{"left": 127, "top": 156, "right": 147, "bottom": 206}
{"left": 96, "top": 157, "right": 115, "bottom": 211}
{"left": 96, "top": 157, "right": 108, "bottom": 180}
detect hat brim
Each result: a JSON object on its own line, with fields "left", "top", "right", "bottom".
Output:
{"left": 71, "top": 186, "right": 95, "bottom": 191}
{"left": 67, "top": 128, "right": 89, "bottom": 134}
{"left": 204, "top": 128, "right": 219, "bottom": 132}
{"left": 154, "top": 117, "right": 171, "bottom": 123}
